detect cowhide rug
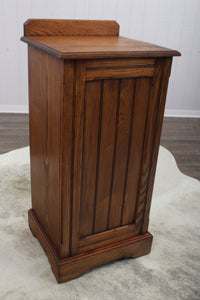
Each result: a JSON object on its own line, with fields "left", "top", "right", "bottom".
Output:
{"left": 0, "top": 146, "right": 199, "bottom": 300}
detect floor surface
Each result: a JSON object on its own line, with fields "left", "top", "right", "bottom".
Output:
{"left": 1, "top": 145, "right": 199, "bottom": 299}
{"left": 0, "top": 113, "right": 199, "bottom": 180}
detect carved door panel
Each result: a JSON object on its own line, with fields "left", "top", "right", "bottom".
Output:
{"left": 71, "top": 58, "right": 164, "bottom": 254}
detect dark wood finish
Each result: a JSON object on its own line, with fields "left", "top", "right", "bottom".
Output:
{"left": 28, "top": 209, "right": 153, "bottom": 283}
{"left": 21, "top": 36, "right": 181, "bottom": 59}
{"left": 69, "top": 58, "right": 170, "bottom": 255}
{"left": 80, "top": 80, "right": 101, "bottom": 237}
{"left": 94, "top": 79, "right": 119, "bottom": 233}
{"left": 121, "top": 78, "right": 151, "bottom": 226}
{"left": 108, "top": 78, "right": 134, "bottom": 230}
{"left": 85, "top": 65, "right": 155, "bottom": 80}
{"left": 24, "top": 19, "right": 119, "bottom": 37}
{"left": 20, "top": 19, "right": 180, "bottom": 282}
{"left": 86, "top": 58, "right": 156, "bottom": 68}
{"left": 71, "top": 61, "right": 86, "bottom": 255}
{"left": 60, "top": 60, "right": 74, "bottom": 257}
{"left": 28, "top": 46, "right": 64, "bottom": 251}
{"left": 141, "top": 58, "right": 172, "bottom": 233}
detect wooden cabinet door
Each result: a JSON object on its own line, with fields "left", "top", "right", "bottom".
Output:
{"left": 71, "top": 58, "right": 171, "bottom": 255}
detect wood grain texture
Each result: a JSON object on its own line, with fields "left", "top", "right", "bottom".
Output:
{"left": 141, "top": 58, "right": 172, "bottom": 233}
{"left": 60, "top": 60, "right": 74, "bottom": 258}
{"left": 21, "top": 35, "right": 181, "bottom": 59}
{"left": 133, "top": 59, "right": 170, "bottom": 232}
{"left": 79, "top": 223, "right": 138, "bottom": 252}
{"left": 27, "top": 54, "right": 173, "bottom": 280}
{"left": 121, "top": 78, "right": 151, "bottom": 226}
{"left": 27, "top": 56, "right": 173, "bottom": 257}
{"left": 134, "top": 60, "right": 164, "bottom": 230}
{"left": 94, "top": 79, "right": 119, "bottom": 234}
{"left": 71, "top": 59, "right": 165, "bottom": 254}
{"left": 22, "top": 20, "right": 180, "bottom": 282}
{"left": 86, "top": 58, "right": 156, "bottom": 68}
{"left": 85, "top": 66, "right": 155, "bottom": 81}
{"left": 24, "top": 19, "right": 119, "bottom": 37}
{"left": 71, "top": 61, "right": 86, "bottom": 255}
{"left": 28, "top": 209, "right": 152, "bottom": 283}
{"left": 28, "top": 46, "right": 63, "bottom": 251}
{"left": 108, "top": 79, "right": 134, "bottom": 229}
{"left": 80, "top": 81, "right": 102, "bottom": 237}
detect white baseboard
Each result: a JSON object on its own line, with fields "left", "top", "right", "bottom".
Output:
{"left": 0, "top": 105, "right": 29, "bottom": 113}
{"left": 164, "top": 109, "right": 200, "bottom": 118}
{"left": 0, "top": 105, "right": 200, "bottom": 118}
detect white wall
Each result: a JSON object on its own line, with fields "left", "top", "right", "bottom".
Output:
{"left": 0, "top": 0, "right": 200, "bottom": 117}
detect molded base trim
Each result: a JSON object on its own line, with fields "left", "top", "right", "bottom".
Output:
{"left": 28, "top": 209, "right": 153, "bottom": 283}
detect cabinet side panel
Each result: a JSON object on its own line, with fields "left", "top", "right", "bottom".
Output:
{"left": 134, "top": 59, "right": 171, "bottom": 232}
{"left": 141, "top": 58, "right": 172, "bottom": 233}
{"left": 28, "top": 46, "right": 63, "bottom": 250}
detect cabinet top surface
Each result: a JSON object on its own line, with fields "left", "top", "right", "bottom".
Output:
{"left": 21, "top": 35, "right": 180, "bottom": 59}
{"left": 21, "top": 19, "right": 180, "bottom": 59}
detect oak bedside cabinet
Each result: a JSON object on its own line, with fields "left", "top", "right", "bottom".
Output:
{"left": 21, "top": 19, "right": 180, "bottom": 283}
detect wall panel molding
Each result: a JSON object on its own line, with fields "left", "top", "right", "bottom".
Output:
{"left": 1, "top": 106, "right": 200, "bottom": 118}
{"left": 0, "top": 0, "right": 200, "bottom": 114}
{"left": 0, "top": 105, "right": 29, "bottom": 114}
{"left": 165, "top": 109, "right": 200, "bottom": 118}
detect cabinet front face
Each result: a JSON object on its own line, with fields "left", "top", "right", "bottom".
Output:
{"left": 68, "top": 58, "right": 168, "bottom": 255}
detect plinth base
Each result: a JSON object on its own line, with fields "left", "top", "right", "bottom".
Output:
{"left": 28, "top": 209, "right": 153, "bottom": 283}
